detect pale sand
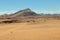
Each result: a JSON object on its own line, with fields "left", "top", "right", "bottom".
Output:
{"left": 0, "top": 20, "right": 60, "bottom": 40}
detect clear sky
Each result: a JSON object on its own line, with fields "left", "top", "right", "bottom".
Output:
{"left": 0, "top": 0, "right": 60, "bottom": 15}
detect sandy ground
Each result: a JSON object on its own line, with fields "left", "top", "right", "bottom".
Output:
{"left": 0, "top": 20, "right": 60, "bottom": 40}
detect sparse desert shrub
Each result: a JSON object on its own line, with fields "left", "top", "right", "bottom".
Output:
{"left": 2, "top": 21, "right": 13, "bottom": 23}
{"left": 26, "top": 21, "right": 30, "bottom": 22}
{"left": 6, "top": 18, "right": 11, "bottom": 19}
{"left": 1, "top": 20, "right": 17, "bottom": 23}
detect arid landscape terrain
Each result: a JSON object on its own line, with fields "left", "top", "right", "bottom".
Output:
{"left": 0, "top": 9, "right": 60, "bottom": 40}
{"left": 0, "top": 19, "right": 60, "bottom": 40}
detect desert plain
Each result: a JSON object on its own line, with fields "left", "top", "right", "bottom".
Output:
{"left": 0, "top": 19, "right": 60, "bottom": 40}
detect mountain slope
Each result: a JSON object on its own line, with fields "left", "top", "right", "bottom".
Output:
{"left": 10, "top": 8, "right": 37, "bottom": 18}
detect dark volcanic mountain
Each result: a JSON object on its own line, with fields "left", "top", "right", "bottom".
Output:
{"left": 10, "top": 8, "right": 37, "bottom": 18}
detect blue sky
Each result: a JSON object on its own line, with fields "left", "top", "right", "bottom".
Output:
{"left": 0, "top": 0, "right": 60, "bottom": 15}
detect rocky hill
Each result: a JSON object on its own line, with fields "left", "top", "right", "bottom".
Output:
{"left": 9, "top": 8, "right": 38, "bottom": 18}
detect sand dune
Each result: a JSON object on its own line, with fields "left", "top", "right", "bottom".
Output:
{"left": 0, "top": 20, "right": 60, "bottom": 40}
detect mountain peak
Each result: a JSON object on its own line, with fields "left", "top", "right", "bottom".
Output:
{"left": 5, "top": 8, "right": 37, "bottom": 18}
{"left": 19, "top": 8, "right": 32, "bottom": 12}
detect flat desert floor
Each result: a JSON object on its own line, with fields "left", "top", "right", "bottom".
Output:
{"left": 0, "top": 20, "right": 60, "bottom": 40}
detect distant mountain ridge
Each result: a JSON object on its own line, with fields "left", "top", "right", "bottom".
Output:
{"left": 0, "top": 8, "right": 60, "bottom": 18}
